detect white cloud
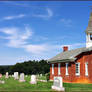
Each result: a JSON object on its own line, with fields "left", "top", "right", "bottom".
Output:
{"left": 0, "top": 27, "right": 60, "bottom": 56}
{"left": 0, "top": 26, "right": 85, "bottom": 62}
{"left": 24, "top": 44, "right": 48, "bottom": 54}
{"left": 0, "top": 26, "right": 33, "bottom": 48}
{"left": 33, "top": 8, "right": 53, "bottom": 19}
{"left": 3, "top": 14, "right": 26, "bottom": 20}
{"left": 0, "top": 27, "right": 58, "bottom": 56}
{"left": 0, "top": 27, "right": 17, "bottom": 35}
{"left": 46, "top": 8, "right": 53, "bottom": 17}
{"left": 60, "top": 18, "right": 72, "bottom": 27}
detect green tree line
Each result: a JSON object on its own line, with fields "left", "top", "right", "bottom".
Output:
{"left": 0, "top": 60, "right": 50, "bottom": 75}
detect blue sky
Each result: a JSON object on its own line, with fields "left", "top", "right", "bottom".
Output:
{"left": 0, "top": 1, "right": 92, "bottom": 65}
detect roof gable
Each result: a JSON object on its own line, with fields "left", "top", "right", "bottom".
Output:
{"left": 48, "top": 47, "right": 92, "bottom": 63}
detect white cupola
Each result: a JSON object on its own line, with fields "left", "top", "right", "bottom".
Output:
{"left": 86, "top": 12, "right": 92, "bottom": 48}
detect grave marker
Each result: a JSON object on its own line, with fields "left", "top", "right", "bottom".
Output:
{"left": 5, "top": 72, "right": 9, "bottom": 78}
{"left": 30, "top": 75, "right": 37, "bottom": 84}
{"left": 14, "top": 72, "right": 19, "bottom": 80}
{"left": 19, "top": 73, "right": 25, "bottom": 82}
{"left": 52, "top": 77, "right": 65, "bottom": 91}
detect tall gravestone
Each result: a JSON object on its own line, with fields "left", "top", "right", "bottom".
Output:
{"left": 14, "top": 72, "right": 19, "bottom": 80}
{"left": 52, "top": 77, "right": 65, "bottom": 91}
{"left": 19, "top": 73, "right": 25, "bottom": 82}
{"left": 30, "top": 75, "right": 37, "bottom": 84}
{"left": 0, "top": 74, "right": 2, "bottom": 78}
{"left": 5, "top": 72, "right": 9, "bottom": 78}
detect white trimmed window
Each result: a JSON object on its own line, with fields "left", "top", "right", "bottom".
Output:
{"left": 75, "top": 63, "right": 80, "bottom": 76}
{"left": 58, "top": 63, "right": 61, "bottom": 75}
{"left": 66, "top": 63, "right": 69, "bottom": 75}
{"left": 52, "top": 64, "right": 54, "bottom": 75}
{"left": 85, "top": 62, "right": 88, "bottom": 76}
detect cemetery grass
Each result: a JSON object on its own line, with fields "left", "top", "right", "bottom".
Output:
{"left": 0, "top": 76, "right": 53, "bottom": 91}
{"left": 1, "top": 76, "right": 92, "bottom": 92}
{"left": 64, "top": 83, "right": 92, "bottom": 92}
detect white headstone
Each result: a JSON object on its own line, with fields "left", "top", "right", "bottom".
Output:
{"left": 40, "top": 74, "right": 42, "bottom": 77}
{"left": 52, "top": 77, "right": 65, "bottom": 91}
{"left": 14, "top": 72, "right": 19, "bottom": 80}
{"left": 25, "top": 75, "right": 28, "bottom": 77}
{"left": 0, "top": 80, "right": 5, "bottom": 84}
{"left": 30, "top": 75, "right": 37, "bottom": 84}
{"left": 19, "top": 73, "right": 25, "bottom": 82}
{"left": 5, "top": 72, "right": 9, "bottom": 78}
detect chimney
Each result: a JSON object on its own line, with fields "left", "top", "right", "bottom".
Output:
{"left": 63, "top": 46, "right": 68, "bottom": 52}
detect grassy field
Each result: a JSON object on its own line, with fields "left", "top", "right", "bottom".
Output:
{"left": 64, "top": 83, "right": 92, "bottom": 92}
{"left": 0, "top": 76, "right": 92, "bottom": 92}
{"left": 0, "top": 75, "right": 52, "bottom": 91}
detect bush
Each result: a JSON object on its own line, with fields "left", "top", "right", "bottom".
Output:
{"left": 46, "top": 72, "right": 50, "bottom": 81}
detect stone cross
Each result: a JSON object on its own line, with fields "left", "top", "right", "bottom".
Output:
{"left": 14, "top": 72, "right": 19, "bottom": 80}
{"left": 52, "top": 77, "right": 65, "bottom": 91}
{"left": 30, "top": 75, "right": 37, "bottom": 84}
{"left": 19, "top": 73, "right": 25, "bottom": 82}
{"left": 5, "top": 72, "right": 9, "bottom": 78}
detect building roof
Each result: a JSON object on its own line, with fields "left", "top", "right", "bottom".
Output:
{"left": 86, "top": 12, "right": 92, "bottom": 33}
{"left": 48, "top": 47, "right": 92, "bottom": 63}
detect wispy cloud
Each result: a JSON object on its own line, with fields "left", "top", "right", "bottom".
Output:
{"left": 3, "top": 14, "right": 26, "bottom": 20}
{"left": 33, "top": 8, "right": 53, "bottom": 19}
{"left": 0, "top": 26, "right": 85, "bottom": 61}
{"left": 0, "top": 26, "right": 59, "bottom": 56}
{"left": 0, "top": 26, "right": 33, "bottom": 48}
{"left": 60, "top": 18, "right": 72, "bottom": 27}
{"left": 24, "top": 44, "right": 48, "bottom": 54}
{"left": 0, "top": 26, "right": 62, "bottom": 59}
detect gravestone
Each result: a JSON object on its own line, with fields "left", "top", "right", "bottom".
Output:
{"left": 40, "top": 74, "right": 42, "bottom": 77}
{"left": 25, "top": 75, "right": 28, "bottom": 77}
{"left": 14, "top": 72, "right": 19, "bottom": 80}
{"left": 0, "top": 74, "right": 2, "bottom": 78}
{"left": 5, "top": 72, "right": 9, "bottom": 78}
{"left": 30, "top": 75, "right": 37, "bottom": 84}
{"left": 52, "top": 77, "right": 65, "bottom": 91}
{"left": 19, "top": 73, "right": 25, "bottom": 82}
{"left": 0, "top": 80, "right": 5, "bottom": 84}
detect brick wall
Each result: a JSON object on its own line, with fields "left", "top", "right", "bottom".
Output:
{"left": 50, "top": 51, "right": 92, "bottom": 83}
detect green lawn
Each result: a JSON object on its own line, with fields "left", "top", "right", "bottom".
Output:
{"left": 0, "top": 76, "right": 92, "bottom": 92}
{"left": 37, "top": 75, "right": 47, "bottom": 80}
{"left": 64, "top": 83, "right": 92, "bottom": 92}
{"left": 0, "top": 76, "right": 53, "bottom": 91}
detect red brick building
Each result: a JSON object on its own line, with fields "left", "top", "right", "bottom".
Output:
{"left": 48, "top": 13, "right": 92, "bottom": 83}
